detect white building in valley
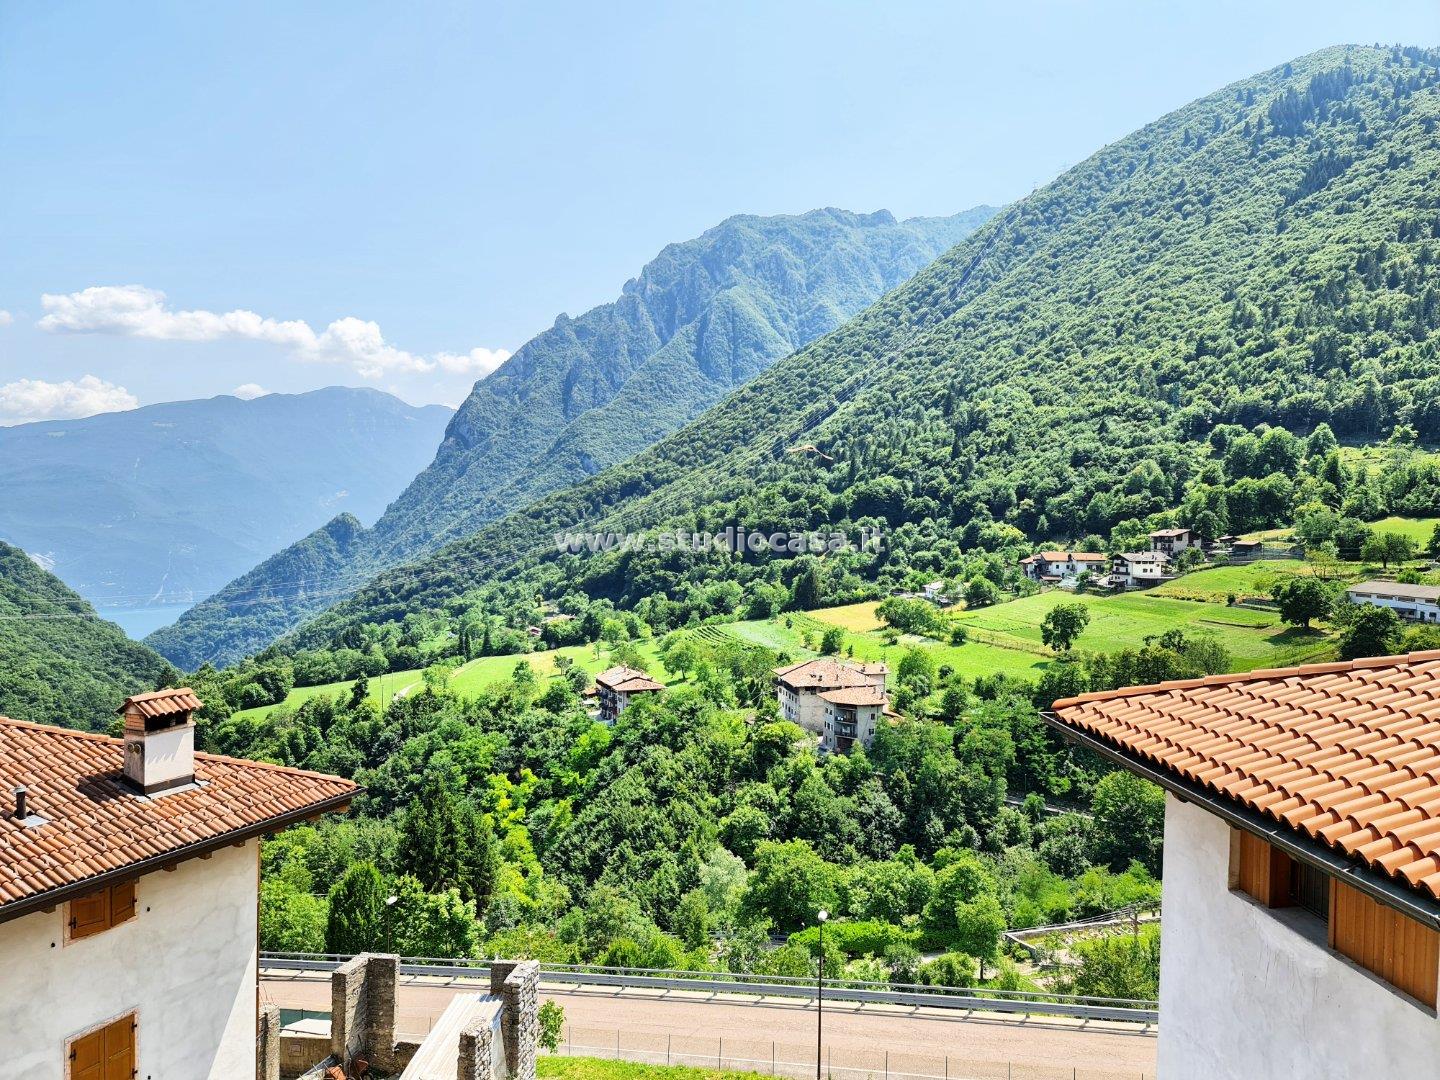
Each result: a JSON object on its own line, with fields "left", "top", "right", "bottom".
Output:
{"left": 1018, "top": 551, "right": 1108, "bottom": 583}
{"left": 1109, "top": 551, "right": 1172, "bottom": 587}
{"left": 774, "top": 658, "right": 888, "bottom": 745}
{"left": 1047, "top": 652, "right": 1440, "bottom": 1079}
{"left": 0, "top": 689, "right": 356, "bottom": 1079}
{"left": 1347, "top": 580, "right": 1440, "bottom": 623}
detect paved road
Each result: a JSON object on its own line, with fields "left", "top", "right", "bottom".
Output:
{"left": 260, "top": 971, "right": 1157, "bottom": 1080}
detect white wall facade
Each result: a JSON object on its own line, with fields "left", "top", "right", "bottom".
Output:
{"left": 1348, "top": 590, "right": 1440, "bottom": 623}
{"left": 1157, "top": 796, "right": 1440, "bottom": 1079}
{"left": 0, "top": 838, "right": 259, "bottom": 1079}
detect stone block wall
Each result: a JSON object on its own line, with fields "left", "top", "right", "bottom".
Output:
{"left": 489, "top": 960, "right": 540, "bottom": 1080}
{"left": 329, "top": 952, "right": 410, "bottom": 1075}
{"left": 459, "top": 1019, "right": 496, "bottom": 1080}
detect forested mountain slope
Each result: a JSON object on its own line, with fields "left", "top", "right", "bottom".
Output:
{"left": 152, "top": 206, "right": 996, "bottom": 667}
{"left": 285, "top": 45, "right": 1440, "bottom": 651}
{"left": 0, "top": 542, "right": 174, "bottom": 730}
{"left": 0, "top": 387, "right": 451, "bottom": 611}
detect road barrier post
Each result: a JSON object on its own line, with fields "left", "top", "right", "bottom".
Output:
{"left": 667, "top": 1033, "right": 671, "bottom": 1066}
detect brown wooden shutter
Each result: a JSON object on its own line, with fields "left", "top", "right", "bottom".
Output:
{"left": 1329, "top": 880, "right": 1439, "bottom": 1007}
{"left": 68, "top": 1014, "right": 134, "bottom": 1080}
{"left": 69, "top": 889, "right": 110, "bottom": 941}
{"left": 102, "top": 1014, "right": 135, "bottom": 1080}
{"left": 109, "top": 880, "right": 136, "bottom": 926}
{"left": 69, "top": 1026, "right": 103, "bottom": 1080}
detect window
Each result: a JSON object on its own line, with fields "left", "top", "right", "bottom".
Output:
{"left": 1229, "top": 828, "right": 1439, "bottom": 1008}
{"left": 68, "top": 879, "right": 137, "bottom": 941}
{"left": 68, "top": 1013, "right": 135, "bottom": 1080}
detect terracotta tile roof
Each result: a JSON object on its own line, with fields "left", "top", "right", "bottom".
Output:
{"left": 119, "top": 687, "right": 202, "bottom": 719}
{"left": 773, "top": 658, "right": 876, "bottom": 690}
{"left": 610, "top": 675, "right": 665, "bottom": 693}
{"left": 1022, "top": 551, "right": 1107, "bottom": 563}
{"left": 1149, "top": 528, "right": 1191, "bottom": 538}
{"left": 0, "top": 716, "right": 356, "bottom": 916}
{"left": 594, "top": 665, "right": 660, "bottom": 690}
{"left": 1049, "top": 651, "right": 1440, "bottom": 901}
{"left": 818, "top": 686, "right": 888, "bottom": 707}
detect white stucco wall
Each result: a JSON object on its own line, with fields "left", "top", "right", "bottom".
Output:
{"left": 1157, "top": 795, "right": 1440, "bottom": 1079}
{"left": 0, "top": 838, "right": 259, "bottom": 1079}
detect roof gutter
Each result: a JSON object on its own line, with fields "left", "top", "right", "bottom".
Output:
{"left": 0, "top": 787, "right": 356, "bottom": 927}
{"left": 1040, "top": 712, "right": 1440, "bottom": 931}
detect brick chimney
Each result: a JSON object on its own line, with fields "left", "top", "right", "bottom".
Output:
{"left": 118, "top": 688, "right": 202, "bottom": 794}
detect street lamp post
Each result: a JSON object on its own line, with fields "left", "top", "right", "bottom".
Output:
{"left": 816, "top": 909, "right": 828, "bottom": 1080}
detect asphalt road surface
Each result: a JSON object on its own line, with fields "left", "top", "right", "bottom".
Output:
{"left": 260, "top": 970, "right": 1157, "bottom": 1080}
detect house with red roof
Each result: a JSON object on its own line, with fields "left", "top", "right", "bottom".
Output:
{"left": 1046, "top": 652, "right": 1440, "bottom": 1079}
{"left": 0, "top": 689, "right": 357, "bottom": 1079}
{"left": 593, "top": 665, "right": 665, "bottom": 724}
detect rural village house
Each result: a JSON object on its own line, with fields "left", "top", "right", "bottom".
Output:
{"left": 1148, "top": 527, "right": 1197, "bottom": 557}
{"left": 1018, "top": 551, "right": 1108, "bottom": 584}
{"left": 592, "top": 665, "right": 665, "bottom": 725}
{"left": 1109, "top": 551, "right": 1172, "bottom": 588}
{"left": 1047, "top": 652, "right": 1440, "bottom": 1079}
{"left": 0, "top": 689, "right": 357, "bottom": 1079}
{"left": 1347, "top": 580, "right": 1440, "bottom": 624}
{"left": 773, "top": 658, "right": 889, "bottom": 751}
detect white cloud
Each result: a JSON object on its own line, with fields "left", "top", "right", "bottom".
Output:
{"left": 232, "top": 383, "right": 270, "bottom": 400}
{"left": 0, "top": 375, "right": 139, "bottom": 425}
{"left": 38, "top": 285, "right": 511, "bottom": 381}
{"left": 435, "top": 346, "right": 511, "bottom": 378}
{"left": 0, "top": 310, "right": 12, "bottom": 326}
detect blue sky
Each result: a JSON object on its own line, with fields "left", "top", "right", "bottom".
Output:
{"left": 0, "top": 1, "right": 1436, "bottom": 419}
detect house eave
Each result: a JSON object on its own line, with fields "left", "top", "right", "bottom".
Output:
{"left": 0, "top": 788, "right": 357, "bottom": 927}
{"left": 1040, "top": 712, "right": 1440, "bottom": 931}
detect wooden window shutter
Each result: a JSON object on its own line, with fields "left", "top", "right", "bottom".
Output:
{"left": 109, "top": 880, "right": 137, "bottom": 926}
{"left": 68, "top": 1013, "right": 134, "bottom": 1080}
{"left": 102, "top": 1014, "right": 135, "bottom": 1080}
{"left": 69, "top": 1026, "right": 103, "bottom": 1080}
{"left": 69, "top": 889, "right": 110, "bottom": 941}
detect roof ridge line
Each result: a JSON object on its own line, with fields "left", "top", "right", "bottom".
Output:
{"left": 1050, "top": 650, "right": 1440, "bottom": 710}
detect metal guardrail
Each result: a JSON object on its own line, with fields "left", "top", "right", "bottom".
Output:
{"left": 259, "top": 953, "right": 1158, "bottom": 1025}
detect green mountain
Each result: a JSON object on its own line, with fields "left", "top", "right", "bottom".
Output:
{"left": 283, "top": 44, "right": 1440, "bottom": 650}
{"left": 0, "top": 541, "right": 174, "bottom": 730}
{"left": 0, "top": 386, "right": 452, "bottom": 615}
{"left": 150, "top": 206, "right": 997, "bottom": 668}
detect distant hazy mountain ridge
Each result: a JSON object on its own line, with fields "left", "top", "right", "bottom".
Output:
{"left": 151, "top": 205, "right": 997, "bottom": 667}
{"left": 0, "top": 387, "right": 451, "bottom": 616}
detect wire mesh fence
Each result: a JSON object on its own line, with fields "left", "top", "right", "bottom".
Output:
{"left": 552, "top": 1026, "right": 1152, "bottom": 1080}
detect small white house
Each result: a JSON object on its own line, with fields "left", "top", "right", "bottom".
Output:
{"left": 1149, "top": 527, "right": 1196, "bottom": 556}
{"left": 0, "top": 689, "right": 356, "bottom": 1079}
{"left": 1110, "top": 551, "right": 1172, "bottom": 587}
{"left": 1019, "top": 551, "right": 1108, "bottom": 583}
{"left": 1048, "top": 653, "right": 1440, "bottom": 1080}
{"left": 1347, "top": 580, "right": 1440, "bottom": 623}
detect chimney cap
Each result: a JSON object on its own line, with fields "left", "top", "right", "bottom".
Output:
{"left": 117, "top": 688, "right": 202, "bottom": 719}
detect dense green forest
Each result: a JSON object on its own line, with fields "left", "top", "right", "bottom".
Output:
{"left": 269, "top": 45, "right": 1440, "bottom": 658}
{"left": 152, "top": 207, "right": 996, "bottom": 669}
{"left": 217, "top": 629, "right": 1163, "bottom": 997}
{"left": 0, "top": 542, "right": 175, "bottom": 729}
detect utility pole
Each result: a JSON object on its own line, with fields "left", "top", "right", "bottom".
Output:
{"left": 816, "top": 908, "right": 828, "bottom": 1080}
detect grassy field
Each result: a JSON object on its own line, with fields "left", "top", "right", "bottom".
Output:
{"left": 236, "top": 640, "right": 678, "bottom": 722}
{"left": 952, "top": 590, "right": 1332, "bottom": 670}
{"left": 805, "top": 601, "right": 885, "bottom": 632}
{"left": 1149, "top": 560, "right": 1315, "bottom": 602}
{"left": 1368, "top": 516, "right": 1439, "bottom": 545}
{"left": 540, "top": 1058, "right": 765, "bottom": 1080}
{"left": 232, "top": 666, "right": 426, "bottom": 723}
